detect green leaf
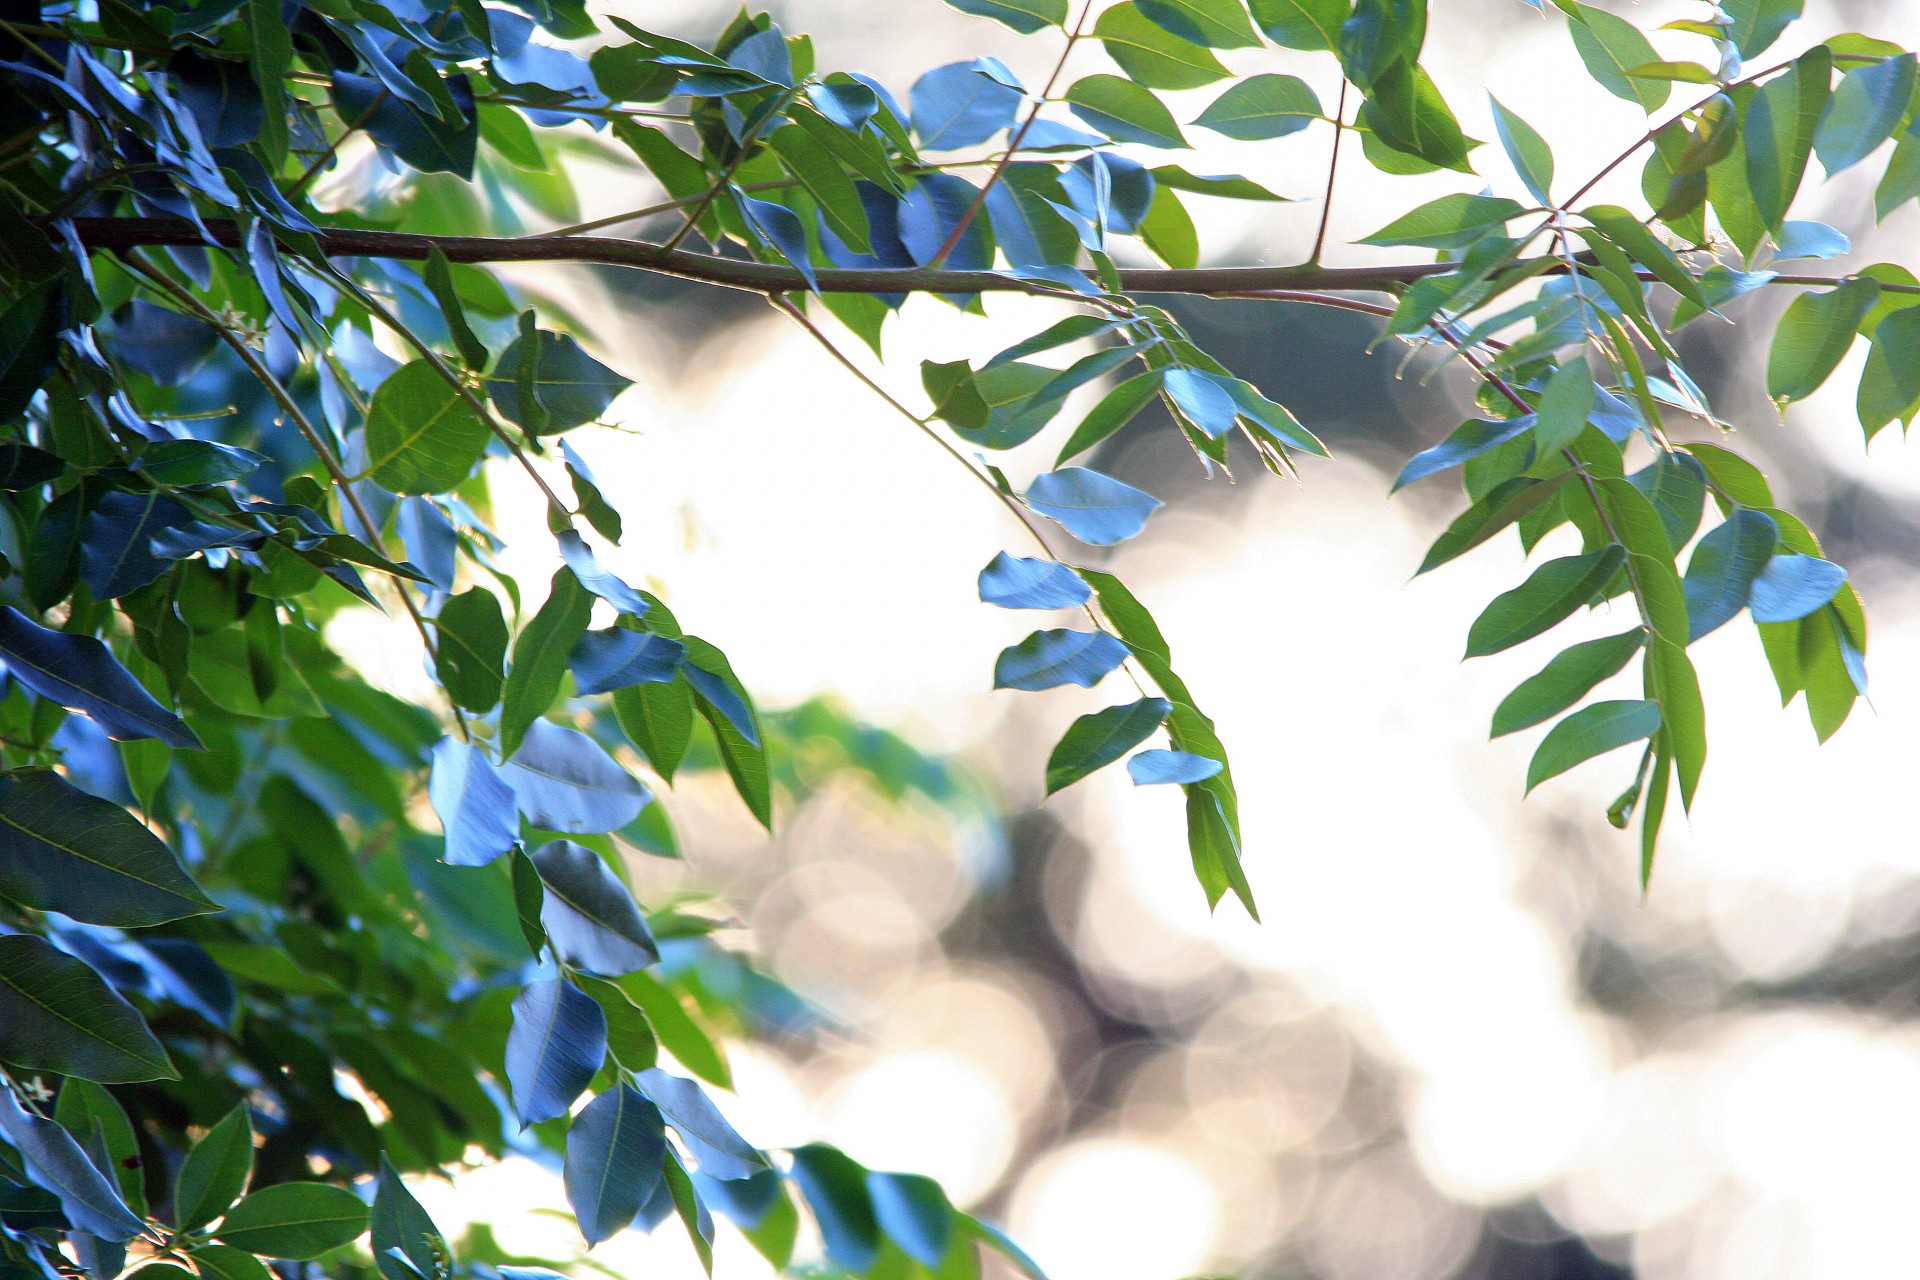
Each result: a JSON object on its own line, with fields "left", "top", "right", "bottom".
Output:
{"left": 770, "top": 126, "right": 871, "bottom": 254}
{"left": 1185, "top": 783, "right": 1256, "bottom": 919}
{"left": 54, "top": 1079, "right": 145, "bottom": 1214}
{"left": 1046, "top": 698, "right": 1173, "bottom": 793}
{"left": 216, "top": 1184, "right": 371, "bottom": 1260}
{"left": 1723, "top": 0, "right": 1802, "bottom": 59}
{"left": 1534, "top": 359, "right": 1596, "bottom": 455}
{"left": 1358, "top": 61, "right": 1474, "bottom": 171}
{"left": 423, "top": 247, "right": 489, "bottom": 372}
{"left": 1876, "top": 117, "right": 1920, "bottom": 217}
{"left": 1093, "top": 3, "right": 1230, "bottom": 90}
{"left": 1580, "top": 204, "right": 1710, "bottom": 308}
{"left": 573, "top": 974, "right": 658, "bottom": 1071}
{"left": 189, "top": 1246, "right": 273, "bottom": 1280}
{"left": 1566, "top": 3, "right": 1669, "bottom": 112}
{"left": 1490, "top": 96, "right": 1554, "bottom": 206}
{"left": 1418, "top": 473, "right": 1572, "bottom": 575}
{"left": 500, "top": 568, "right": 594, "bottom": 760}
{"left": 1465, "top": 546, "right": 1626, "bottom": 658}
{"left": 1492, "top": 630, "right": 1645, "bottom": 737}
{"left": 1526, "top": 699, "right": 1662, "bottom": 791}
{"left": 1247, "top": 0, "right": 1347, "bottom": 49}
{"left": 942, "top": 0, "right": 1066, "bottom": 33}
{"left": 435, "top": 588, "right": 509, "bottom": 714}
{"left": 1685, "top": 440, "right": 1775, "bottom": 509}
{"left": 1361, "top": 193, "right": 1525, "bottom": 250}
{"left": 683, "top": 637, "right": 771, "bottom": 829}
{"left": 1745, "top": 47, "right": 1832, "bottom": 231}
{"left": 244, "top": 0, "right": 291, "bottom": 166}
{"left": 0, "top": 769, "right": 216, "bottom": 926}
{"left": 1647, "top": 637, "right": 1707, "bottom": 806}
{"left": 1139, "top": 185, "right": 1199, "bottom": 268}
{"left": 614, "top": 674, "right": 695, "bottom": 782}
{"left": 619, "top": 970, "right": 730, "bottom": 1088}
{"left": 565, "top": 1084, "right": 666, "bottom": 1247}
{"left": 1137, "top": 0, "right": 1260, "bottom": 48}
{"left": 1192, "top": 74, "right": 1321, "bottom": 140}
{"left": 372, "top": 1156, "right": 445, "bottom": 1280}
{"left": 174, "top": 1104, "right": 254, "bottom": 1232}
{"left": 0, "top": 933, "right": 172, "bottom": 1083}
{"left": 1857, "top": 301, "right": 1920, "bottom": 437}
{"left": 364, "top": 361, "right": 491, "bottom": 496}
{"left": 1765, "top": 278, "right": 1878, "bottom": 405}
{"left": 486, "top": 328, "right": 632, "bottom": 436}
{"left": 1055, "top": 370, "right": 1166, "bottom": 464}
{"left": 1066, "top": 75, "right": 1189, "bottom": 148}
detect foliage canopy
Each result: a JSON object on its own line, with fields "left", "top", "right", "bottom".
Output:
{"left": 0, "top": 0, "right": 1913, "bottom": 1274}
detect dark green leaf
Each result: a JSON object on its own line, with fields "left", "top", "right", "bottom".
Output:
{"left": 867, "top": 1172, "right": 952, "bottom": 1268}
{"left": 0, "top": 934, "right": 172, "bottom": 1082}
{"left": 621, "top": 972, "right": 730, "bottom": 1088}
{"left": 614, "top": 676, "right": 695, "bottom": 782}
{"left": 372, "top": 1155, "right": 444, "bottom": 1280}
{"left": 435, "top": 589, "right": 510, "bottom": 714}
{"left": 1684, "top": 508, "right": 1780, "bottom": 640}
{"left": 423, "top": 247, "right": 489, "bottom": 372}
{"left": 216, "top": 1184, "right": 370, "bottom": 1259}
{"left": 486, "top": 330, "right": 631, "bottom": 435}
{"left": 532, "top": 839, "right": 659, "bottom": 976}
{"left": 1492, "top": 630, "right": 1646, "bottom": 738}
{"left": 0, "top": 1089, "right": 145, "bottom": 1241}
{"left": 1418, "top": 474, "right": 1572, "bottom": 575}
{"left": 1745, "top": 47, "right": 1831, "bottom": 231}
{"left": 789, "top": 1145, "right": 881, "bottom": 1274}
{"left": 0, "top": 769, "right": 216, "bottom": 926}
{"left": 174, "top": 1103, "right": 253, "bottom": 1232}
{"left": 0, "top": 607, "right": 200, "bottom": 747}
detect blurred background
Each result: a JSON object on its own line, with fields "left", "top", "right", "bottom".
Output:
{"left": 327, "top": 0, "right": 1920, "bottom": 1276}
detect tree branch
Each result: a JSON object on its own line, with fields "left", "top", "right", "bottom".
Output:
{"left": 61, "top": 216, "right": 1920, "bottom": 301}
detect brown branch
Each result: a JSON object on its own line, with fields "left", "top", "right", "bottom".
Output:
{"left": 59, "top": 216, "right": 1920, "bottom": 301}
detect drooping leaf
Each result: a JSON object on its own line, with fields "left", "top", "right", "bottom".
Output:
{"left": 614, "top": 676, "right": 695, "bottom": 783}
{"left": 0, "top": 934, "right": 174, "bottom": 1082}
{"left": 789, "top": 1145, "right": 882, "bottom": 1274}
{"left": 435, "top": 589, "right": 510, "bottom": 713}
{"left": 532, "top": 839, "right": 659, "bottom": 976}
{"left": 1814, "top": 52, "right": 1913, "bottom": 175}
{"left": 1766, "top": 279, "right": 1878, "bottom": 404}
{"left": 867, "top": 1172, "right": 953, "bottom": 1268}
{"left": 1526, "top": 699, "right": 1663, "bottom": 791}
{"left": 364, "top": 361, "right": 491, "bottom": 496}
{"left": 1465, "top": 546, "right": 1626, "bottom": 658}
{"left": 1361, "top": 194, "right": 1525, "bottom": 250}
{"left": 635, "top": 1069, "right": 764, "bottom": 1180}
{"left": 1744, "top": 47, "right": 1832, "bottom": 232}
{"left": 1417, "top": 474, "right": 1572, "bottom": 575}
{"left": 621, "top": 972, "right": 731, "bottom": 1087}
{"left": 566, "top": 1085, "right": 667, "bottom": 1246}
{"left": 501, "top": 569, "right": 594, "bottom": 760}
{"left": 505, "top": 979, "right": 607, "bottom": 1127}
{"left": 215, "top": 1184, "right": 369, "bottom": 1259}
{"left": 0, "top": 770, "right": 216, "bottom": 925}
{"left": 173, "top": 1103, "right": 253, "bottom": 1232}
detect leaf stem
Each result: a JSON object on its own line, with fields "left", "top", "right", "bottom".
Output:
{"left": 1308, "top": 80, "right": 1349, "bottom": 266}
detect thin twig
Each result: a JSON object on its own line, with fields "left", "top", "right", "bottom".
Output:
{"left": 127, "top": 256, "right": 471, "bottom": 737}
{"left": 661, "top": 86, "right": 801, "bottom": 253}
{"left": 1308, "top": 80, "right": 1349, "bottom": 266}
{"left": 927, "top": 0, "right": 1095, "bottom": 269}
